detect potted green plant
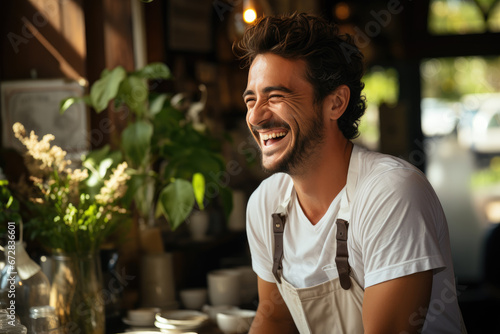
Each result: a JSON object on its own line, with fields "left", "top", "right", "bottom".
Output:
{"left": 61, "top": 63, "right": 232, "bottom": 230}
{"left": 9, "top": 122, "right": 131, "bottom": 334}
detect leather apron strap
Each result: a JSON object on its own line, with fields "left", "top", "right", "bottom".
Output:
{"left": 272, "top": 214, "right": 353, "bottom": 290}
{"left": 272, "top": 213, "right": 286, "bottom": 284}
{"left": 335, "top": 218, "right": 351, "bottom": 290}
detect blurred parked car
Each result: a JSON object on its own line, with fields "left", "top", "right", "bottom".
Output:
{"left": 421, "top": 98, "right": 459, "bottom": 137}
{"left": 458, "top": 94, "right": 500, "bottom": 155}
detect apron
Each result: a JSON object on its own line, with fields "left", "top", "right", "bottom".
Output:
{"left": 271, "top": 146, "right": 364, "bottom": 334}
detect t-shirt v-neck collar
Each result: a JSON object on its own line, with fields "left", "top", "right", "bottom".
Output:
{"left": 290, "top": 186, "right": 346, "bottom": 232}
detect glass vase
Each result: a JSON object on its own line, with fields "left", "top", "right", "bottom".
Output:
{"left": 49, "top": 252, "right": 104, "bottom": 334}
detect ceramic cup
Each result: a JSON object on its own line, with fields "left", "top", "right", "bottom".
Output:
{"left": 187, "top": 210, "right": 210, "bottom": 240}
{"left": 216, "top": 309, "right": 256, "bottom": 334}
{"left": 127, "top": 307, "right": 160, "bottom": 326}
{"left": 180, "top": 288, "right": 208, "bottom": 310}
{"left": 207, "top": 269, "right": 242, "bottom": 306}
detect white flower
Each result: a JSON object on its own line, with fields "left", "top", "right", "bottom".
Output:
{"left": 95, "top": 162, "right": 130, "bottom": 205}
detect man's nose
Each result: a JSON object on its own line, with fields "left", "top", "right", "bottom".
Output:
{"left": 247, "top": 100, "right": 272, "bottom": 126}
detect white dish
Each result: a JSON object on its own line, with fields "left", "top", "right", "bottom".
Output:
{"left": 154, "top": 320, "right": 197, "bottom": 331}
{"left": 154, "top": 320, "right": 209, "bottom": 333}
{"left": 122, "top": 328, "right": 160, "bottom": 333}
{"left": 155, "top": 310, "right": 209, "bottom": 327}
{"left": 158, "top": 330, "right": 197, "bottom": 334}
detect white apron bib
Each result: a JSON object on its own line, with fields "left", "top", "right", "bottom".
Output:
{"left": 271, "top": 146, "right": 364, "bottom": 334}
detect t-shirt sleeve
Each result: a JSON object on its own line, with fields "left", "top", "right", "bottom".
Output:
{"left": 352, "top": 167, "right": 447, "bottom": 288}
{"left": 246, "top": 190, "right": 276, "bottom": 283}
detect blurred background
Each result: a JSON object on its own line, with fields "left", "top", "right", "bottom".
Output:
{"left": 1, "top": 0, "right": 500, "bottom": 332}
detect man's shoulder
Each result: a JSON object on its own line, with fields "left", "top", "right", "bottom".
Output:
{"left": 356, "top": 145, "right": 418, "bottom": 173}
{"left": 356, "top": 145, "right": 426, "bottom": 186}
{"left": 247, "top": 173, "right": 293, "bottom": 213}
{"left": 352, "top": 145, "right": 438, "bottom": 208}
{"left": 353, "top": 146, "right": 441, "bottom": 215}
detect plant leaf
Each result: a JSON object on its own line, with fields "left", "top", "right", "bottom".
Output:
{"left": 132, "top": 174, "right": 155, "bottom": 219}
{"left": 82, "top": 145, "right": 123, "bottom": 195}
{"left": 90, "top": 66, "right": 127, "bottom": 112}
{"left": 6, "top": 195, "right": 13, "bottom": 209}
{"left": 98, "top": 158, "right": 114, "bottom": 178}
{"left": 134, "top": 62, "right": 172, "bottom": 79}
{"left": 149, "top": 93, "right": 168, "bottom": 116}
{"left": 162, "top": 148, "right": 225, "bottom": 182}
{"left": 82, "top": 144, "right": 110, "bottom": 162}
{"left": 60, "top": 97, "right": 81, "bottom": 114}
{"left": 157, "top": 179, "right": 194, "bottom": 230}
{"left": 121, "top": 120, "right": 153, "bottom": 168}
{"left": 192, "top": 173, "right": 205, "bottom": 210}
{"left": 120, "top": 76, "right": 148, "bottom": 117}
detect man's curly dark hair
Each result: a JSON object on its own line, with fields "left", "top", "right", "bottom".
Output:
{"left": 235, "top": 13, "right": 366, "bottom": 140}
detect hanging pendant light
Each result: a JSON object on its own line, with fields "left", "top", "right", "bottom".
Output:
{"left": 243, "top": 0, "right": 257, "bottom": 24}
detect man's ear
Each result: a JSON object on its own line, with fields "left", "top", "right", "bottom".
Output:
{"left": 325, "top": 85, "right": 350, "bottom": 120}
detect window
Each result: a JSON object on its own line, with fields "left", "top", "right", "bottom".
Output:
{"left": 428, "top": 0, "right": 500, "bottom": 34}
{"left": 355, "top": 67, "right": 399, "bottom": 151}
{"left": 420, "top": 56, "right": 500, "bottom": 281}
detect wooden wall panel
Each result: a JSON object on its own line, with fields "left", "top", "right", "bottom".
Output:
{"left": 1, "top": 0, "right": 85, "bottom": 80}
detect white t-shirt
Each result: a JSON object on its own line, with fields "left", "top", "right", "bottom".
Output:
{"left": 246, "top": 145, "right": 464, "bottom": 333}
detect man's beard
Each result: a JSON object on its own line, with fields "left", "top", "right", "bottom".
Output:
{"left": 255, "top": 108, "right": 325, "bottom": 176}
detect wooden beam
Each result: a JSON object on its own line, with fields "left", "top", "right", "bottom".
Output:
{"left": 409, "top": 33, "right": 500, "bottom": 59}
{"left": 83, "top": 0, "right": 135, "bottom": 149}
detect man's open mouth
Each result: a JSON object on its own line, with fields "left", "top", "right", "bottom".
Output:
{"left": 262, "top": 131, "right": 288, "bottom": 146}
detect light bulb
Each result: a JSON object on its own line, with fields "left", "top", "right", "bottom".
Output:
{"left": 243, "top": 8, "right": 257, "bottom": 23}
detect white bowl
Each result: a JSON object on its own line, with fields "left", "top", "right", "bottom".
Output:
{"left": 155, "top": 310, "right": 209, "bottom": 327}
{"left": 180, "top": 288, "right": 208, "bottom": 310}
{"left": 216, "top": 309, "right": 256, "bottom": 334}
{"left": 202, "top": 304, "right": 239, "bottom": 321}
{"left": 126, "top": 308, "right": 161, "bottom": 326}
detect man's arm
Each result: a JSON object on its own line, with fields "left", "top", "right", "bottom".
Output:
{"left": 363, "top": 270, "right": 433, "bottom": 334}
{"left": 249, "top": 276, "right": 299, "bottom": 334}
